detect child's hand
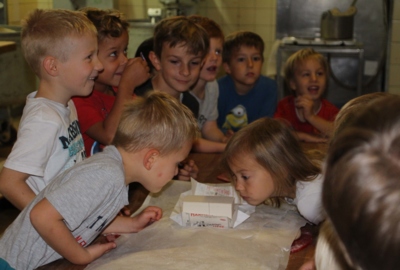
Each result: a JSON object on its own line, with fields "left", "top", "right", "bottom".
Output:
{"left": 119, "top": 57, "right": 150, "bottom": 93}
{"left": 222, "top": 129, "right": 235, "bottom": 143}
{"left": 132, "top": 206, "right": 163, "bottom": 231}
{"left": 84, "top": 241, "right": 117, "bottom": 263}
{"left": 176, "top": 159, "right": 198, "bottom": 181}
{"left": 295, "top": 95, "right": 314, "bottom": 121}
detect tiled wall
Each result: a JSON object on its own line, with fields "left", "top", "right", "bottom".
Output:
{"left": 389, "top": 0, "right": 400, "bottom": 94}
{"left": 7, "top": 0, "right": 52, "bottom": 25}
{"left": 6, "top": 0, "right": 399, "bottom": 95}
{"left": 115, "top": 0, "right": 277, "bottom": 75}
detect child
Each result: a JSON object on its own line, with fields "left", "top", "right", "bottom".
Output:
{"left": 187, "top": 15, "right": 231, "bottom": 143}
{"left": 217, "top": 31, "right": 278, "bottom": 133}
{"left": 274, "top": 48, "right": 339, "bottom": 143}
{"left": 135, "top": 16, "right": 226, "bottom": 153}
{"left": 73, "top": 8, "right": 150, "bottom": 157}
{"left": 0, "top": 9, "right": 103, "bottom": 210}
{"left": 322, "top": 95, "right": 400, "bottom": 270}
{"left": 0, "top": 91, "right": 199, "bottom": 270}
{"left": 220, "top": 117, "right": 324, "bottom": 224}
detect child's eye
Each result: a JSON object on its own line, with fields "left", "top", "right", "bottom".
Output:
{"left": 252, "top": 56, "right": 262, "bottom": 61}
{"left": 215, "top": 49, "right": 222, "bottom": 55}
{"left": 241, "top": 174, "right": 249, "bottom": 181}
{"left": 190, "top": 61, "right": 201, "bottom": 66}
{"left": 110, "top": 51, "right": 117, "bottom": 57}
{"left": 237, "top": 57, "right": 245, "bottom": 62}
{"left": 317, "top": 71, "right": 325, "bottom": 76}
{"left": 169, "top": 60, "right": 179, "bottom": 65}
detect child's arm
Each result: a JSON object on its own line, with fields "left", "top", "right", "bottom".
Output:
{"left": 103, "top": 206, "right": 162, "bottom": 234}
{"left": 192, "top": 138, "right": 226, "bottom": 153}
{"left": 201, "top": 120, "right": 230, "bottom": 143}
{"left": 0, "top": 167, "right": 35, "bottom": 210}
{"left": 30, "top": 198, "right": 116, "bottom": 265}
{"left": 85, "top": 58, "right": 150, "bottom": 145}
{"left": 295, "top": 131, "right": 328, "bottom": 143}
{"left": 295, "top": 96, "right": 335, "bottom": 137}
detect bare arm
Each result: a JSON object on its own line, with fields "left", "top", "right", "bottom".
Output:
{"left": 0, "top": 167, "right": 35, "bottom": 210}
{"left": 103, "top": 206, "right": 162, "bottom": 234}
{"left": 86, "top": 58, "right": 150, "bottom": 145}
{"left": 30, "top": 198, "right": 116, "bottom": 265}
{"left": 201, "top": 120, "right": 229, "bottom": 143}
{"left": 296, "top": 96, "right": 334, "bottom": 137}
{"left": 295, "top": 131, "right": 328, "bottom": 143}
{"left": 191, "top": 138, "right": 226, "bottom": 153}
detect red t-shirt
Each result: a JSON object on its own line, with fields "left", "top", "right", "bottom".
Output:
{"left": 274, "top": 96, "right": 339, "bottom": 135}
{"left": 73, "top": 90, "right": 116, "bottom": 157}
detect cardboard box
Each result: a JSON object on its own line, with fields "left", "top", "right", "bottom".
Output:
{"left": 182, "top": 195, "right": 235, "bottom": 228}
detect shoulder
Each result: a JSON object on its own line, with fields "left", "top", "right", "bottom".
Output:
{"left": 217, "top": 75, "right": 233, "bottom": 88}
{"left": 295, "top": 175, "right": 324, "bottom": 224}
{"left": 22, "top": 98, "right": 70, "bottom": 125}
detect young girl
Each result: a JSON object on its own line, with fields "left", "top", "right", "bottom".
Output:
{"left": 220, "top": 117, "right": 324, "bottom": 224}
{"left": 274, "top": 48, "right": 339, "bottom": 143}
{"left": 73, "top": 8, "right": 150, "bottom": 157}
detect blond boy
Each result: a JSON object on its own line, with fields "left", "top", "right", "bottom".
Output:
{"left": 0, "top": 9, "right": 103, "bottom": 210}
{"left": 0, "top": 91, "right": 199, "bottom": 269}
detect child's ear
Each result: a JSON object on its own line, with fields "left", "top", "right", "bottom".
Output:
{"left": 149, "top": 51, "right": 161, "bottom": 71}
{"left": 222, "top": 62, "right": 231, "bottom": 74}
{"left": 143, "top": 149, "right": 160, "bottom": 170}
{"left": 43, "top": 56, "right": 58, "bottom": 76}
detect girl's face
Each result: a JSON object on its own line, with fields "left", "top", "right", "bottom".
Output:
{"left": 199, "top": 37, "right": 223, "bottom": 82}
{"left": 95, "top": 31, "right": 129, "bottom": 92}
{"left": 229, "top": 153, "right": 275, "bottom": 206}
{"left": 289, "top": 58, "right": 327, "bottom": 100}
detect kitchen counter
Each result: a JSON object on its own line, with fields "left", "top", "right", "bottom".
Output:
{"left": 0, "top": 41, "right": 16, "bottom": 54}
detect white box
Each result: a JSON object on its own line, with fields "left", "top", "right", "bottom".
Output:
{"left": 182, "top": 195, "right": 235, "bottom": 228}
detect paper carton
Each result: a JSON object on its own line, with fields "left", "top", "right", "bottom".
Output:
{"left": 181, "top": 195, "right": 235, "bottom": 228}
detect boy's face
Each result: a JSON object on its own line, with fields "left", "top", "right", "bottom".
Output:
{"left": 95, "top": 31, "right": 129, "bottom": 92}
{"left": 152, "top": 42, "right": 204, "bottom": 95}
{"left": 289, "top": 58, "right": 327, "bottom": 100}
{"left": 58, "top": 33, "right": 103, "bottom": 97}
{"left": 223, "top": 45, "right": 263, "bottom": 89}
{"left": 229, "top": 152, "right": 275, "bottom": 206}
{"left": 142, "top": 140, "right": 193, "bottom": 193}
{"left": 199, "top": 37, "right": 223, "bottom": 82}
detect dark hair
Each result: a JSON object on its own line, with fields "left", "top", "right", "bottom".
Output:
{"left": 135, "top": 37, "right": 155, "bottom": 73}
{"left": 323, "top": 95, "right": 400, "bottom": 270}
{"left": 80, "top": 7, "right": 129, "bottom": 43}
{"left": 187, "top": 15, "right": 224, "bottom": 41}
{"left": 153, "top": 16, "right": 209, "bottom": 59}
{"left": 222, "top": 31, "right": 264, "bottom": 63}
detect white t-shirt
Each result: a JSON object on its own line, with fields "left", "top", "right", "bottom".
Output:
{"left": 189, "top": 80, "right": 219, "bottom": 129}
{"left": 4, "top": 91, "right": 85, "bottom": 194}
{"left": 285, "top": 174, "right": 324, "bottom": 224}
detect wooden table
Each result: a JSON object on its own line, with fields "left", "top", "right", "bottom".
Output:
{"left": 38, "top": 142, "right": 328, "bottom": 270}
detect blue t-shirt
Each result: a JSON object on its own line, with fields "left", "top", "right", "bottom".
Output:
{"left": 217, "top": 75, "right": 278, "bottom": 132}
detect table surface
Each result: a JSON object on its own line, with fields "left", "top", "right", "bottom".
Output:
{"left": 37, "top": 142, "right": 328, "bottom": 270}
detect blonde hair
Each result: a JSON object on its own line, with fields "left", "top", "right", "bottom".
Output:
{"left": 283, "top": 48, "right": 329, "bottom": 92}
{"left": 113, "top": 91, "right": 199, "bottom": 155}
{"left": 324, "top": 95, "right": 400, "bottom": 269}
{"left": 21, "top": 9, "right": 97, "bottom": 77}
{"left": 153, "top": 16, "right": 209, "bottom": 60}
{"left": 220, "top": 117, "right": 321, "bottom": 198}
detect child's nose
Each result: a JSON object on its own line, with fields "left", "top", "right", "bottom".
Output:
{"left": 310, "top": 73, "right": 317, "bottom": 81}
{"left": 120, "top": 54, "right": 128, "bottom": 65}
{"left": 247, "top": 59, "right": 254, "bottom": 67}
{"left": 180, "top": 64, "right": 190, "bottom": 76}
{"left": 95, "top": 56, "right": 104, "bottom": 72}
{"left": 235, "top": 181, "right": 244, "bottom": 191}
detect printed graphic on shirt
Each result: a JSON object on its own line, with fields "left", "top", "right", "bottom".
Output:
{"left": 58, "top": 120, "right": 85, "bottom": 170}
{"left": 222, "top": 105, "right": 248, "bottom": 132}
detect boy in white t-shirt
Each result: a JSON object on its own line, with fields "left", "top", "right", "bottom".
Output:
{"left": 0, "top": 9, "right": 103, "bottom": 210}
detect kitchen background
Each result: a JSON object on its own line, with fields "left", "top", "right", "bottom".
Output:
{"left": 1, "top": 0, "right": 400, "bottom": 110}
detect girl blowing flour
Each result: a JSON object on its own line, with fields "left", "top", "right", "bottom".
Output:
{"left": 220, "top": 117, "right": 324, "bottom": 224}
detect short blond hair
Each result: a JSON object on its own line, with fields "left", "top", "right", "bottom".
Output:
{"left": 113, "top": 91, "right": 199, "bottom": 155}
{"left": 284, "top": 48, "right": 329, "bottom": 91}
{"left": 21, "top": 9, "right": 97, "bottom": 76}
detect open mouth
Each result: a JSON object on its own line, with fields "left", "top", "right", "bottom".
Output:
{"left": 308, "top": 86, "right": 319, "bottom": 94}
{"left": 206, "top": 65, "right": 217, "bottom": 72}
